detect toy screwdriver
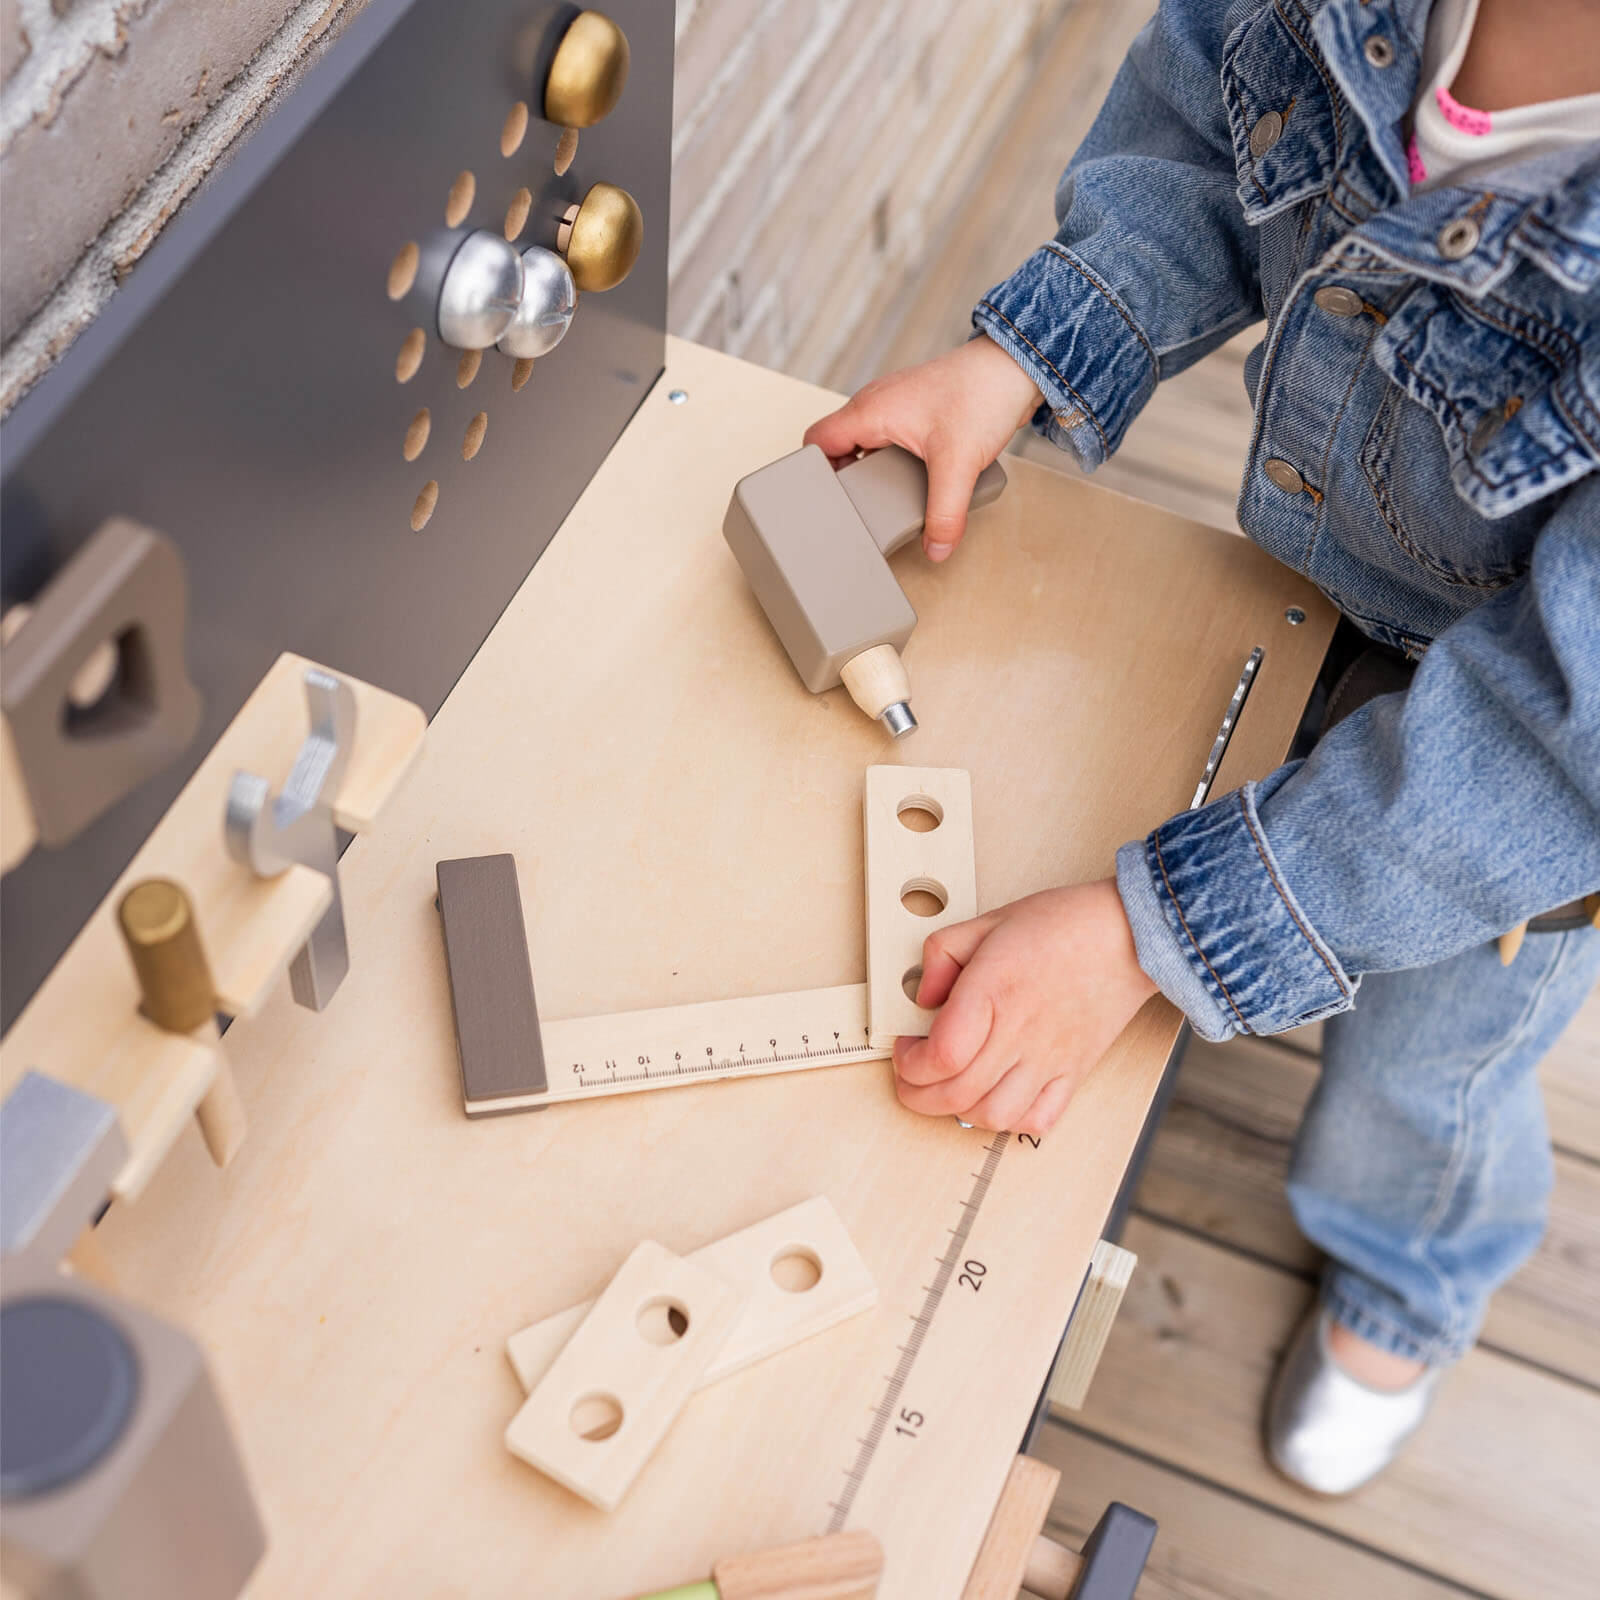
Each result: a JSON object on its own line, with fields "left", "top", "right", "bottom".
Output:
{"left": 630, "top": 1529, "right": 882, "bottom": 1600}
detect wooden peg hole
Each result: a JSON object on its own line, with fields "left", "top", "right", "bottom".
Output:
{"left": 387, "top": 241, "right": 419, "bottom": 300}
{"left": 897, "top": 795, "right": 943, "bottom": 832}
{"left": 501, "top": 100, "right": 529, "bottom": 157}
{"left": 395, "top": 327, "right": 425, "bottom": 382}
{"left": 901, "top": 877, "right": 948, "bottom": 918}
{"left": 402, "top": 408, "right": 431, "bottom": 461}
{"left": 456, "top": 348, "right": 482, "bottom": 388}
{"left": 410, "top": 480, "right": 439, "bottom": 531}
{"left": 570, "top": 1392, "right": 624, "bottom": 1441}
{"left": 636, "top": 1297, "right": 690, "bottom": 1345}
{"left": 554, "top": 126, "right": 578, "bottom": 175}
{"left": 462, "top": 411, "right": 488, "bottom": 461}
{"left": 511, "top": 356, "right": 536, "bottom": 393}
{"left": 504, "top": 186, "right": 532, "bottom": 241}
{"left": 444, "top": 169, "right": 476, "bottom": 227}
{"left": 770, "top": 1248, "right": 823, "bottom": 1294}
{"left": 902, "top": 965, "right": 923, "bottom": 1003}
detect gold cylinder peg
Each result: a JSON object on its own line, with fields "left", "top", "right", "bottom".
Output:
{"left": 544, "top": 10, "right": 630, "bottom": 129}
{"left": 557, "top": 181, "right": 642, "bottom": 292}
{"left": 118, "top": 878, "right": 216, "bottom": 1031}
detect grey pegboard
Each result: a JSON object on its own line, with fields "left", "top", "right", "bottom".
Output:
{"left": 0, "top": 0, "right": 672, "bottom": 1025}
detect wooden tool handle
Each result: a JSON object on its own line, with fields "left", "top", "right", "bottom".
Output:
{"left": 119, "top": 879, "right": 217, "bottom": 1032}
{"left": 117, "top": 879, "right": 245, "bottom": 1165}
{"left": 840, "top": 644, "right": 912, "bottom": 726}
{"left": 712, "top": 1529, "right": 884, "bottom": 1599}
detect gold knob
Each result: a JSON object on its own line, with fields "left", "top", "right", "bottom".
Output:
{"left": 544, "top": 10, "right": 630, "bottom": 129}
{"left": 118, "top": 878, "right": 216, "bottom": 1032}
{"left": 557, "top": 181, "right": 642, "bottom": 292}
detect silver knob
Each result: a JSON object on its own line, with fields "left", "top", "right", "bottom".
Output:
{"left": 436, "top": 230, "right": 523, "bottom": 349}
{"left": 496, "top": 246, "right": 577, "bottom": 360}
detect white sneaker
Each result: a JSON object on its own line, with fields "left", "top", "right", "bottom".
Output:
{"left": 1265, "top": 1306, "right": 1440, "bottom": 1496}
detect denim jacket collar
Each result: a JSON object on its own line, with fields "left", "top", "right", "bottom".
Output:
{"left": 1312, "top": 0, "right": 1431, "bottom": 198}
{"left": 1287, "top": 1, "right": 1600, "bottom": 294}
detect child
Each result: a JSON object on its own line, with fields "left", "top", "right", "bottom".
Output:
{"left": 806, "top": 0, "right": 1598, "bottom": 1494}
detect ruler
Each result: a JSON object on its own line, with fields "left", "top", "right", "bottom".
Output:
{"left": 482, "top": 983, "right": 885, "bottom": 1112}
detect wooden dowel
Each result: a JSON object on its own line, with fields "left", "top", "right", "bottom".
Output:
{"left": 1021, "top": 1535, "right": 1082, "bottom": 1600}
{"left": 118, "top": 879, "right": 247, "bottom": 1168}
{"left": 961, "top": 1455, "right": 1061, "bottom": 1599}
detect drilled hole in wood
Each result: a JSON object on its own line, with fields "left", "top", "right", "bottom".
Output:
{"left": 395, "top": 327, "right": 426, "bottom": 382}
{"left": 504, "top": 186, "right": 533, "bottom": 241}
{"left": 387, "top": 241, "right": 419, "bottom": 300}
{"left": 900, "top": 877, "right": 948, "bottom": 918}
{"left": 636, "top": 1297, "right": 690, "bottom": 1345}
{"left": 402, "top": 408, "right": 431, "bottom": 461}
{"left": 570, "top": 1392, "right": 623, "bottom": 1442}
{"left": 770, "top": 1248, "right": 823, "bottom": 1294}
{"left": 501, "top": 100, "right": 530, "bottom": 157}
{"left": 410, "top": 480, "right": 439, "bottom": 532}
{"left": 456, "top": 348, "right": 482, "bottom": 388}
{"left": 511, "top": 357, "right": 536, "bottom": 393}
{"left": 554, "top": 126, "right": 578, "bottom": 175}
{"left": 897, "top": 795, "right": 944, "bottom": 832}
{"left": 444, "top": 169, "right": 476, "bottom": 227}
{"left": 462, "top": 411, "right": 488, "bottom": 460}
{"left": 902, "top": 965, "right": 924, "bottom": 1003}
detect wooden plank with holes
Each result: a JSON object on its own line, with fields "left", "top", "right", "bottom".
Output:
{"left": 863, "top": 766, "right": 977, "bottom": 1048}
{"left": 1070, "top": 1217, "right": 1600, "bottom": 1600}
{"left": 1141, "top": 1036, "right": 1600, "bottom": 1389}
{"left": 503, "top": 1240, "right": 743, "bottom": 1513}
{"left": 93, "top": 340, "right": 1335, "bottom": 1598}
{"left": 507, "top": 1196, "right": 878, "bottom": 1392}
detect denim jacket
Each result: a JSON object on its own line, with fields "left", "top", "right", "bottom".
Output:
{"left": 972, "top": 0, "right": 1600, "bottom": 1041}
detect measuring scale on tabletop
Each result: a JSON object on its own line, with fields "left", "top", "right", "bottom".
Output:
{"left": 821, "top": 649, "right": 1263, "bottom": 1587}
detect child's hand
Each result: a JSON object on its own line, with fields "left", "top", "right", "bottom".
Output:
{"left": 804, "top": 337, "right": 1043, "bottom": 562}
{"left": 892, "top": 880, "right": 1159, "bottom": 1135}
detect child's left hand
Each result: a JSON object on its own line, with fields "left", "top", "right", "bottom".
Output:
{"left": 892, "top": 879, "right": 1159, "bottom": 1135}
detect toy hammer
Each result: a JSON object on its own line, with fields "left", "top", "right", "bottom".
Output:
{"left": 723, "top": 444, "right": 1006, "bottom": 737}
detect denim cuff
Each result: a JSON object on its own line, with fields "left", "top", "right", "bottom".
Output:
{"left": 1116, "top": 777, "right": 1360, "bottom": 1039}
{"left": 973, "top": 243, "right": 1159, "bottom": 471}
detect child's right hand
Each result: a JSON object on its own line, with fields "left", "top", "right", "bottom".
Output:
{"left": 803, "top": 337, "right": 1044, "bottom": 562}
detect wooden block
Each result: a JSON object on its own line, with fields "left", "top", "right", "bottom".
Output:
{"left": 960, "top": 1455, "right": 1062, "bottom": 1600}
{"left": 714, "top": 1529, "right": 885, "bottom": 1599}
{"left": 503, "top": 1240, "right": 742, "bottom": 1512}
{"left": 1048, "top": 1241, "right": 1136, "bottom": 1412}
{"left": 863, "top": 766, "right": 977, "bottom": 1047}
{"left": 434, "top": 854, "right": 547, "bottom": 1115}
{"left": 507, "top": 1196, "right": 877, "bottom": 1392}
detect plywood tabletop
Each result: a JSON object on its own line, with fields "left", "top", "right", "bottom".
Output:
{"left": 94, "top": 338, "right": 1336, "bottom": 1598}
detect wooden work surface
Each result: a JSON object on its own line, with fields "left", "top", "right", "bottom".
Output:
{"left": 94, "top": 339, "right": 1336, "bottom": 1598}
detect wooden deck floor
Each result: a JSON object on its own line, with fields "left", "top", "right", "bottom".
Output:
{"left": 843, "top": 3, "right": 1600, "bottom": 1595}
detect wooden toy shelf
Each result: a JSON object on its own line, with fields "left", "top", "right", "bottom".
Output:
{"left": 72, "top": 339, "right": 1334, "bottom": 1597}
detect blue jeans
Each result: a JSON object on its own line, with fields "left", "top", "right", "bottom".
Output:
{"left": 1286, "top": 929, "right": 1600, "bottom": 1368}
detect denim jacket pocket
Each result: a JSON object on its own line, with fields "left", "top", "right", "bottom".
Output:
{"left": 1362, "top": 287, "right": 1596, "bottom": 588}
{"left": 1221, "top": 2, "right": 1339, "bottom": 224}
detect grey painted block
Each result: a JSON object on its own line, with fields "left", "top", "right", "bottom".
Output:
{"left": 435, "top": 854, "right": 548, "bottom": 1116}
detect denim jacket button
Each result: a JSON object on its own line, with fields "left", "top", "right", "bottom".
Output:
{"left": 1249, "top": 110, "right": 1284, "bottom": 157}
{"left": 1364, "top": 35, "right": 1396, "bottom": 67}
{"left": 1314, "top": 286, "right": 1365, "bottom": 317}
{"left": 1264, "top": 458, "right": 1305, "bottom": 493}
{"left": 1438, "top": 216, "right": 1482, "bottom": 258}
